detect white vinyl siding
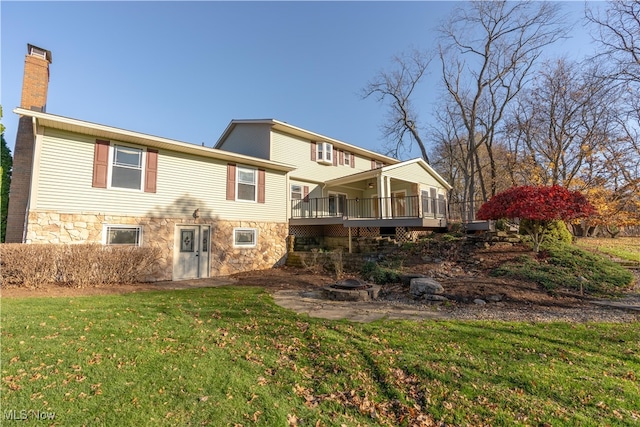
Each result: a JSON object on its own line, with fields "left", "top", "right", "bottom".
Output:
{"left": 34, "top": 129, "right": 287, "bottom": 222}
{"left": 271, "top": 131, "right": 374, "bottom": 182}
{"left": 385, "top": 162, "right": 447, "bottom": 192}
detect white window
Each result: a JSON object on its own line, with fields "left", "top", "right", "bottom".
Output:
{"left": 234, "top": 228, "right": 257, "bottom": 247}
{"left": 236, "top": 166, "right": 257, "bottom": 201}
{"left": 110, "top": 145, "right": 144, "bottom": 190}
{"left": 104, "top": 225, "right": 142, "bottom": 246}
{"left": 344, "top": 152, "right": 351, "bottom": 166}
{"left": 316, "top": 142, "right": 333, "bottom": 165}
{"left": 291, "top": 185, "right": 303, "bottom": 200}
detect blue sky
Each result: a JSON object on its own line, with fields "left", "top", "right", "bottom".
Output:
{"left": 1, "top": 1, "right": 596, "bottom": 158}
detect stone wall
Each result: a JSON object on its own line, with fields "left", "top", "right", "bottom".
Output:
{"left": 25, "top": 210, "right": 288, "bottom": 280}
{"left": 209, "top": 220, "right": 288, "bottom": 276}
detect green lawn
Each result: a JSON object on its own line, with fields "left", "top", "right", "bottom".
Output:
{"left": 2, "top": 287, "right": 639, "bottom": 426}
{"left": 576, "top": 237, "right": 640, "bottom": 264}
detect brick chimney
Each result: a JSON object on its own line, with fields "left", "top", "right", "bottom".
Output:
{"left": 21, "top": 44, "right": 53, "bottom": 111}
{"left": 5, "top": 44, "right": 53, "bottom": 243}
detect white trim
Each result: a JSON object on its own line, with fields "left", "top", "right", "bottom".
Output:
{"left": 103, "top": 224, "right": 142, "bottom": 246}
{"left": 233, "top": 227, "right": 257, "bottom": 248}
{"left": 235, "top": 165, "right": 257, "bottom": 202}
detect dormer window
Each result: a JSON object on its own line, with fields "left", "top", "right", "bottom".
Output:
{"left": 316, "top": 142, "right": 333, "bottom": 165}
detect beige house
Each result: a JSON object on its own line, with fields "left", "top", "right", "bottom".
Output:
{"left": 216, "top": 120, "right": 452, "bottom": 246}
{"left": 6, "top": 44, "right": 452, "bottom": 281}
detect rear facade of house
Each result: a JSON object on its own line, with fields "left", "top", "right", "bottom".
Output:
{"left": 6, "top": 45, "right": 452, "bottom": 281}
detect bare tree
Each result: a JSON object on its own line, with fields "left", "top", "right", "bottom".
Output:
{"left": 438, "top": 0, "right": 569, "bottom": 220}
{"left": 588, "top": 0, "right": 640, "bottom": 163}
{"left": 587, "top": 0, "right": 640, "bottom": 222}
{"left": 587, "top": 0, "right": 640, "bottom": 86}
{"left": 430, "top": 98, "right": 469, "bottom": 215}
{"left": 504, "top": 58, "right": 618, "bottom": 189}
{"left": 361, "top": 49, "right": 433, "bottom": 163}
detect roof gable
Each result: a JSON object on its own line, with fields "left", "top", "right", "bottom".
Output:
{"left": 215, "top": 118, "right": 399, "bottom": 164}
{"left": 325, "top": 158, "right": 452, "bottom": 190}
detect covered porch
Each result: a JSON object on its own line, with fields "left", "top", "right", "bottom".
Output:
{"left": 289, "top": 159, "right": 450, "bottom": 229}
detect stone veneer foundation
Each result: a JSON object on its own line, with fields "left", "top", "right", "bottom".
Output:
{"left": 26, "top": 211, "right": 288, "bottom": 281}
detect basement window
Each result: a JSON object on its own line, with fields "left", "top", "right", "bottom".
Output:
{"left": 234, "top": 228, "right": 257, "bottom": 247}
{"left": 104, "top": 225, "right": 142, "bottom": 246}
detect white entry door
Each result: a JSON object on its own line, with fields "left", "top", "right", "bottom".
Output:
{"left": 173, "top": 225, "right": 210, "bottom": 280}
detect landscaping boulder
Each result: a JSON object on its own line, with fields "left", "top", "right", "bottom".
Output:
{"left": 410, "top": 278, "right": 444, "bottom": 297}
{"left": 400, "top": 273, "right": 427, "bottom": 287}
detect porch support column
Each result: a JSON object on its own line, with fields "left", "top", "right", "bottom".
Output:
{"left": 377, "top": 174, "right": 386, "bottom": 218}
{"left": 386, "top": 176, "right": 392, "bottom": 218}
{"left": 348, "top": 226, "right": 352, "bottom": 253}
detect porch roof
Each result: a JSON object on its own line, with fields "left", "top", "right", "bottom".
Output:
{"left": 324, "top": 158, "right": 452, "bottom": 190}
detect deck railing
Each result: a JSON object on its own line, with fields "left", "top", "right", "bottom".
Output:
{"left": 447, "top": 199, "right": 487, "bottom": 222}
{"left": 291, "top": 196, "right": 447, "bottom": 220}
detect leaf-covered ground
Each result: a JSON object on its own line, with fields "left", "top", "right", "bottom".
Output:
{"left": 2, "top": 287, "right": 639, "bottom": 426}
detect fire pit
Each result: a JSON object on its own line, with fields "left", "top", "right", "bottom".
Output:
{"left": 322, "top": 278, "right": 380, "bottom": 302}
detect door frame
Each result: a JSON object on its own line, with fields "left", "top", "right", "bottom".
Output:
{"left": 328, "top": 191, "right": 347, "bottom": 217}
{"left": 391, "top": 190, "right": 407, "bottom": 217}
{"left": 173, "top": 224, "right": 211, "bottom": 281}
